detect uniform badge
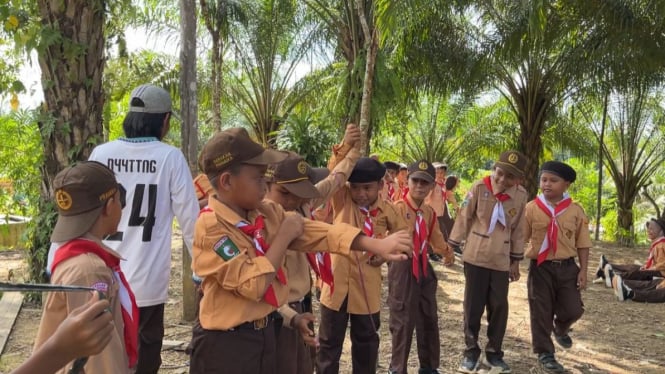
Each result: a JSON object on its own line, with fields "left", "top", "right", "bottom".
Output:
{"left": 508, "top": 208, "right": 517, "bottom": 217}
{"left": 508, "top": 153, "right": 518, "bottom": 164}
{"left": 213, "top": 235, "right": 240, "bottom": 261}
{"left": 483, "top": 191, "right": 489, "bottom": 197}
{"left": 55, "top": 189, "right": 72, "bottom": 210}
{"left": 406, "top": 212, "right": 411, "bottom": 220}
{"left": 297, "top": 160, "right": 308, "bottom": 175}
{"left": 418, "top": 161, "right": 428, "bottom": 170}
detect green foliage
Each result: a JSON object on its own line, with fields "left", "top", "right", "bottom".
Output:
{"left": 275, "top": 111, "right": 338, "bottom": 167}
{"left": 0, "top": 110, "right": 42, "bottom": 220}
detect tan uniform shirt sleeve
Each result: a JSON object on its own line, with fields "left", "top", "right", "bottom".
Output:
{"left": 651, "top": 242, "right": 665, "bottom": 274}
{"left": 35, "top": 254, "right": 128, "bottom": 374}
{"left": 311, "top": 147, "right": 361, "bottom": 209}
{"left": 327, "top": 142, "right": 353, "bottom": 170}
{"left": 510, "top": 199, "right": 526, "bottom": 261}
{"left": 193, "top": 173, "right": 213, "bottom": 200}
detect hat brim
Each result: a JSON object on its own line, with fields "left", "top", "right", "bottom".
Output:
{"left": 409, "top": 171, "right": 435, "bottom": 183}
{"left": 651, "top": 218, "right": 665, "bottom": 234}
{"left": 280, "top": 180, "right": 322, "bottom": 199}
{"left": 244, "top": 149, "right": 289, "bottom": 166}
{"left": 50, "top": 206, "right": 104, "bottom": 243}
{"left": 494, "top": 161, "right": 524, "bottom": 177}
{"left": 309, "top": 167, "right": 330, "bottom": 185}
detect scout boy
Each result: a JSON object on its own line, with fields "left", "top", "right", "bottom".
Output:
{"left": 448, "top": 151, "right": 528, "bottom": 374}
{"left": 34, "top": 161, "right": 138, "bottom": 374}
{"left": 524, "top": 161, "right": 592, "bottom": 373}
{"left": 267, "top": 124, "right": 361, "bottom": 374}
{"left": 382, "top": 161, "right": 400, "bottom": 201}
{"left": 389, "top": 160, "right": 454, "bottom": 374}
{"left": 188, "top": 128, "right": 411, "bottom": 374}
{"left": 317, "top": 157, "right": 409, "bottom": 374}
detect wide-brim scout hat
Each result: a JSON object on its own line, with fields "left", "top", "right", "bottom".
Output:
{"left": 349, "top": 157, "right": 386, "bottom": 183}
{"left": 408, "top": 160, "right": 436, "bottom": 183}
{"left": 51, "top": 161, "right": 122, "bottom": 242}
{"left": 200, "top": 128, "right": 288, "bottom": 175}
{"left": 494, "top": 150, "right": 526, "bottom": 178}
{"left": 270, "top": 152, "right": 328, "bottom": 199}
{"left": 540, "top": 161, "right": 577, "bottom": 183}
{"left": 129, "top": 84, "right": 172, "bottom": 114}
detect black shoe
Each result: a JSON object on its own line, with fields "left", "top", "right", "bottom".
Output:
{"left": 554, "top": 332, "right": 573, "bottom": 349}
{"left": 418, "top": 368, "right": 439, "bottom": 374}
{"left": 483, "top": 357, "right": 511, "bottom": 373}
{"left": 429, "top": 253, "right": 442, "bottom": 262}
{"left": 538, "top": 353, "right": 565, "bottom": 373}
{"left": 614, "top": 275, "right": 634, "bottom": 301}
{"left": 457, "top": 357, "right": 478, "bottom": 373}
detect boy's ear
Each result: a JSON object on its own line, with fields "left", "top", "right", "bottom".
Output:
{"left": 377, "top": 180, "right": 384, "bottom": 189}
{"left": 218, "top": 171, "right": 233, "bottom": 190}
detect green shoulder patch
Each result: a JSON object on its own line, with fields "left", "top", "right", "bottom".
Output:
{"left": 213, "top": 235, "right": 240, "bottom": 261}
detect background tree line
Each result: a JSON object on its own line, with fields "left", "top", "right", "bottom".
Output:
{"left": 0, "top": 0, "right": 664, "bottom": 283}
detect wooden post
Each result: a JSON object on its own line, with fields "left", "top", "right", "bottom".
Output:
{"left": 179, "top": 0, "right": 198, "bottom": 322}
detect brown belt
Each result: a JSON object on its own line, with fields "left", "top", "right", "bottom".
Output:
{"left": 231, "top": 311, "right": 278, "bottom": 330}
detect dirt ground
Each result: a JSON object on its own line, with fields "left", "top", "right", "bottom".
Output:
{"left": 1, "top": 233, "right": 664, "bottom": 374}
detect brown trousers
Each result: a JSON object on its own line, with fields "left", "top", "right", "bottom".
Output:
{"left": 276, "top": 301, "right": 313, "bottom": 374}
{"left": 189, "top": 318, "right": 279, "bottom": 374}
{"left": 625, "top": 279, "right": 665, "bottom": 303}
{"left": 611, "top": 263, "right": 662, "bottom": 281}
{"left": 463, "top": 262, "right": 509, "bottom": 361}
{"left": 136, "top": 304, "right": 165, "bottom": 374}
{"left": 317, "top": 297, "right": 380, "bottom": 374}
{"left": 527, "top": 259, "right": 584, "bottom": 354}
{"left": 388, "top": 259, "right": 440, "bottom": 373}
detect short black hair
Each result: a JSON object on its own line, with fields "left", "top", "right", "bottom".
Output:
{"left": 445, "top": 175, "right": 458, "bottom": 190}
{"left": 122, "top": 98, "right": 170, "bottom": 139}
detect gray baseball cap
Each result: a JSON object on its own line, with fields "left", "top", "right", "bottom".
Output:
{"left": 129, "top": 84, "right": 172, "bottom": 114}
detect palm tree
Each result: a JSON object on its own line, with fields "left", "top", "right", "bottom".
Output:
{"left": 199, "top": 0, "right": 247, "bottom": 131}
{"left": 590, "top": 84, "right": 665, "bottom": 245}
{"left": 228, "top": 0, "right": 322, "bottom": 145}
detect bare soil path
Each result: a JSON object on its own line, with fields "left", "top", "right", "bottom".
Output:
{"left": 1, "top": 234, "right": 663, "bottom": 374}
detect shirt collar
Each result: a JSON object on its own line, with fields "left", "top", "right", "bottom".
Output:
{"left": 209, "top": 195, "right": 260, "bottom": 226}
{"left": 119, "top": 136, "right": 159, "bottom": 143}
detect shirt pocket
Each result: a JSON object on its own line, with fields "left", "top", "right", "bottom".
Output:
{"left": 559, "top": 219, "right": 577, "bottom": 249}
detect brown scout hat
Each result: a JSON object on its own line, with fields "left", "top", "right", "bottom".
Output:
{"left": 200, "top": 128, "right": 288, "bottom": 175}
{"left": 407, "top": 160, "right": 436, "bottom": 183}
{"left": 270, "top": 152, "right": 329, "bottom": 199}
{"left": 51, "top": 161, "right": 121, "bottom": 242}
{"left": 494, "top": 150, "right": 527, "bottom": 178}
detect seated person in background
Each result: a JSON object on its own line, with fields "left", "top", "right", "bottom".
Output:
{"left": 598, "top": 217, "right": 665, "bottom": 288}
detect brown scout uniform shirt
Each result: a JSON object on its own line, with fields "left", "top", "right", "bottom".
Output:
{"left": 320, "top": 189, "right": 408, "bottom": 314}
{"left": 380, "top": 178, "right": 399, "bottom": 202}
{"left": 394, "top": 195, "right": 448, "bottom": 256}
{"left": 448, "top": 178, "right": 527, "bottom": 272}
{"left": 34, "top": 237, "right": 129, "bottom": 374}
{"left": 193, "top": 198, "right": 361, "bottom": 330}
{"left": 425, "top": 181, "right": 446, "bottom": 217}
{"left": 276, "top": 147, "right": 361, "bottom": 327}
{"left": 524, "top": 200, "right": 593, "bottom": 261}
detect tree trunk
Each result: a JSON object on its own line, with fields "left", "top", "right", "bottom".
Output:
{"left": 355, "top": 0, "right": 376, "bottom": 156}
{"left": 595, "top": 92, "right": 608, "bottom": 240}
{"left": 518, "top": 122, "right": 544, "bottom": 198}
{"left": 30, "top": 0, "right": 106, "bottom": 284}
{"left": 211, "top": 34, "right": 223, "bottom": 132}
{"left": 180, "top": 0, "right": 198, "bottom": 321}
{"left": 616, "top": 198, "right": 635, "bottom": 246}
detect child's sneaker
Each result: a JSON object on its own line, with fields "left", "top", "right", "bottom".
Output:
{"left": 603, "top": 264, "right": 614, "bottom": 288}
{"left": 614, "top": 275, "right": 634, "bottom": 301}
{"left": 457, "top": 356, "right": 478, "bottom": 373}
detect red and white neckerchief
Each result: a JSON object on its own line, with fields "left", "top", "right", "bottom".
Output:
{"left": 401, "top": 187, "right": 410, "bottom": 201}
{"left": 387, "top": 182, "right": 395, "bottom": 200}
{"left": 359, "top": 207, "right": 379, "bottom": 237}
{"left": 645, "top": 236, "right": 665, "bottom": 269}
{"left": 236, "top": 215, "right": 286, "bottom": 307}
{"left": 51, "top": 239, "right": 139, "bottom": 368}
{"left": 534, "top": 193, "right": 573, "bottom": 265}
{"left": 305, "top": 208, "right": 335, "bottom": 293}
{"left": 404, "top": 198, "right": 429, "bottom": 280}
{"left": 483, "top": 176, "right": 511, "bottom": 234}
